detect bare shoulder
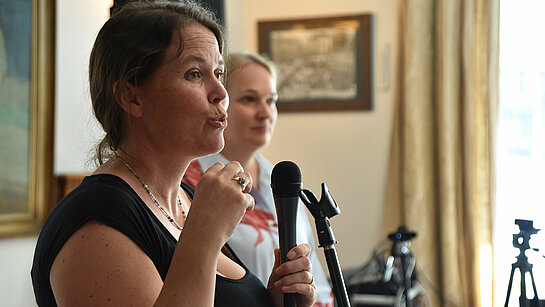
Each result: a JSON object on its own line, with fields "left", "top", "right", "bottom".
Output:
{"left": 50, "top": 220, "right": 163, "bottom": 306}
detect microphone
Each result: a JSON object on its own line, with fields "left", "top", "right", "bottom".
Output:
{"left": 271, "top": 161, "right": 302, "bottom": 307}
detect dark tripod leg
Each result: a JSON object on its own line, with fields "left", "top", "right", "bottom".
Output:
{"left": 400, "top": 253, "right": 412, "bottom": 307}
{"left": 520, "top": 268, "right": 528, "bottom": 307}
{"left": 528, "top": 269, "right": 543, "bottom": 306}
{"left": 505, "top": 263, "right": 516, "bottom": 307}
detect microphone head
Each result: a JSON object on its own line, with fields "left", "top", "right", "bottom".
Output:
{"left": 271, "top": 161, "right": 302, "bottom": 197}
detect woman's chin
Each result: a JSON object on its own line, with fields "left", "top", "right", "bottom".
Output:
{"left": 253, "top": 138, "right": 270, "bottom": 150}
{"left": 190, "top": 139, "right": 224, "bottom": 159}
{"left": 207, "top": 140, "right": 225, "bottom": 156}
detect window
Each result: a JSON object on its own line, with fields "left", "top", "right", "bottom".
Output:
{"left": 494, "top": 0, "right": 545, "bottom": 305}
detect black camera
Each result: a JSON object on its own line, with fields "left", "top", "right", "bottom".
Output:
{"left": 513, "top": 219, "right": 540, "bottom": 251}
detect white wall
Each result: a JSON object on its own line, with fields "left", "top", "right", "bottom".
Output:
{"left": 0, "top": 0, "right": 398, "bottom": 305}
{"left": 0, "top": 236, "right": 37, "bottom": 307}
{"left": 54, "top": 0, "right": 110, "bottom": 174}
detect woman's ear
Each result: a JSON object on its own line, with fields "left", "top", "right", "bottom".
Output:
{"left": 114, "top": 80, "right": 143, "bottom": 117}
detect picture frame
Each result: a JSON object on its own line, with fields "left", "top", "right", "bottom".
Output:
{"left": 258, "top": 14, "right": 373, "bottom": 112}
{"left": 0, "top": 0, "right": 55, "bottom": 237}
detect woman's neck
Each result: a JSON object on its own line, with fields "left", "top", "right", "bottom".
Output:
{"left": 106, "top": 140, "right": 192, "bottom": 204}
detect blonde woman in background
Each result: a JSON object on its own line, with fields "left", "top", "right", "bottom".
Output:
{"left": 184, "top": 51, "right": 334, "bottom": 306}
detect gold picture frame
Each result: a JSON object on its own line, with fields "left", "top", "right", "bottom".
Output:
{"left": 0, "top": 0, "right": 55, "bottom": 236}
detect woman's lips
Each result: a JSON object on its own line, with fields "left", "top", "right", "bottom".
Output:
{"left": 210, "top": 115, "right": 228, "bottom": 128}
{"left": 252, "top": 125, "right": 269, "bottom": 133}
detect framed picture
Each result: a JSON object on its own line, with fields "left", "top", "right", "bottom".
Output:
{"left": 0, "top": 0, "right": 55, "bottom": 236}
{"left": 258, "top": 14, "right": 373, "bottom": 112}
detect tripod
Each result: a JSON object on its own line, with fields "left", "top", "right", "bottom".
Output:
{"left": 504, "top": 219, "right": 543, "bottom": 307}
{"left": 387, "top": 226, "right": 417, "bottom": 307}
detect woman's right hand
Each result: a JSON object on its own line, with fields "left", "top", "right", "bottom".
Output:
{"left": 187, "top": 161, "right": 255, "bottom": 245}
{"left": 266, "top": 245, "right": 317, "bottom": 307}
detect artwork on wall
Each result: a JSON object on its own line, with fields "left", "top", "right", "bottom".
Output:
{"left": 0, "top": 0, "right": 55, "bottom": 236}
{"left": 258, "top": 14, "right": 373, "bottom": 112}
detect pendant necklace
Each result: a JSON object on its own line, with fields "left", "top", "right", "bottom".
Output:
{"left": 116, "top": 154, "right": 186, "bottom": 231}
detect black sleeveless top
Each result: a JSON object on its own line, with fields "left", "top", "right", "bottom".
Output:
{"left": 31, "top": 174, "right": 273, "bottom": 306}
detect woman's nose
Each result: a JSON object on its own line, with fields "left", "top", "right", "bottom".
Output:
{"left": 256, "top": 100, "right": 273, "bottom": 118}
{"left": 209, "top": 78, "right": 228, "bottom": 106}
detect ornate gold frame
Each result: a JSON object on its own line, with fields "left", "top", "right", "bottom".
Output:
{"left": 0, "top": 0, "right": 55, "bottom": 236}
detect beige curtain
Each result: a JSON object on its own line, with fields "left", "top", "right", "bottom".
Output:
{"left": 384, "top": 0, "right": 499, "bottom": 306}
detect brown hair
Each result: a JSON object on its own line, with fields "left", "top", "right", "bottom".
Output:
{"left": 89, "top": 0, "right": 224, "bottom": 164}
{"left": 224, "top": 51, "right": 277, "bottom": 89}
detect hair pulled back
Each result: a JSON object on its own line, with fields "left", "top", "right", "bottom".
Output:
{"left": 89, "top": 0, "right": 224, "bottom": 164}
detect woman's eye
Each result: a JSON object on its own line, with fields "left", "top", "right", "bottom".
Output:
{"left": 215, "top": 71, "right": 224, "bottom": 81}
{"left": 267, "top": 98, "right": 278, "bottom": 106}
{"left": 240, "top": 96, "right": 255, "bottom": 103}
{"left": 186, "top": 71, "right": 202, "bottom": 80}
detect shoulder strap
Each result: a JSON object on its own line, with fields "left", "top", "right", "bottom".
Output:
{"left": 180, "top": 181, "right": 195, "bottom": 199}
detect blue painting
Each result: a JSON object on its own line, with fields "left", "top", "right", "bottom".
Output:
{"left": 0, "top": 0, "right": 32, "bottom": 214}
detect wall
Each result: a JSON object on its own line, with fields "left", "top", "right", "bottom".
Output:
{"left": 54, "top": 0, "right": 110, "bottom": 174}
{"left": 0, "top": 236, "right": 37, "bottom": 306}
{"left": 226, "top": 0, "right": 398, "bottom": 270}
{"left": 0, "top": 0, "right": 397, "bottom": 305}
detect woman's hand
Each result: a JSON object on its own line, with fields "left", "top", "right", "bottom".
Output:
{"left": 188, "top": 161, "right": 255, "bottom": 245}
{"left": 267, "top": 244, "right": 317, "bottom": 307}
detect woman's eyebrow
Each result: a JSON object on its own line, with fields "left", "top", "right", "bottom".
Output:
{"left": 181, "top": 55, "right": 224, "bottom": 67}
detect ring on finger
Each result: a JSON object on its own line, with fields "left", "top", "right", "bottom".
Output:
{"left": 233, "top": 176, "right": 248, "bottom": 190}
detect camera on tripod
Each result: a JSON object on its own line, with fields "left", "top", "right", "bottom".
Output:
{"left": 505, "top": 219, "right": 544, "bottom": 307}
{"left": 513, "top": 219, "right": 540, "bottom": 251}
{"left": 343, "top": 226, "right": 429, "bottom": 307}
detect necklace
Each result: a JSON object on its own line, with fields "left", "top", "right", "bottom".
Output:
{"left": 116, "top": 155, "right": 186, "bottom": 231}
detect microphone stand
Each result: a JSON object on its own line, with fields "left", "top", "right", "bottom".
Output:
{"left": 300, "top": 183, "right": 351, "bottom": 307}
